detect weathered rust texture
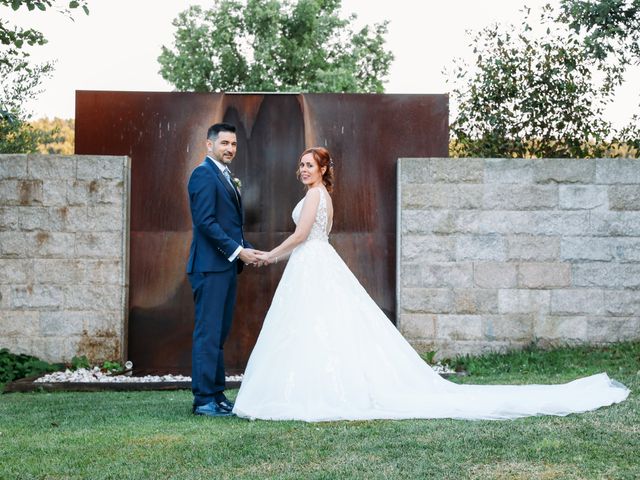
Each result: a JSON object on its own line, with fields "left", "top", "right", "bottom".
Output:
{"left": 75, "top": 91, "right": 448, "bottom": 374}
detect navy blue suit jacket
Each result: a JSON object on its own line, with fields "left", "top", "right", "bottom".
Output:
{"left": 186, "top": 156, "right": 248, "bottom": 274}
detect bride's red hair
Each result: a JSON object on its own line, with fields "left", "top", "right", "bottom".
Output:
{"left": 298, "top": 147, "right": 335, "bottom": 193}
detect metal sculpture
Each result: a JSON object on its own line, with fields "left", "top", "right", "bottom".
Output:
{"left": 75, "top": 92, "right": 448, "bottom": 373}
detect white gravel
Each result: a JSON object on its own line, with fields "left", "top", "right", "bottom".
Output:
{"left": 34, "top": 363, "right": 454, "bottom": 383}
{"left": 34, "top": 367, "right": 244, "bottom": 383}
{"left": 431, "top": 363, "right": 455, "bottom": 375}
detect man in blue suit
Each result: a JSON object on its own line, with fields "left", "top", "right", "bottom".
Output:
{"left": 187, "top": 123, "right": 261, "bottom": 417}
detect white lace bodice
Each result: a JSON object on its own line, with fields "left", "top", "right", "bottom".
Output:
{"left": 292, "top": 188, "right": 331, "bottom": 242}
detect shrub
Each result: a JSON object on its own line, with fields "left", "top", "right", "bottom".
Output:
{"left": 0, "top": 348, "right": 63, "bottom": 385}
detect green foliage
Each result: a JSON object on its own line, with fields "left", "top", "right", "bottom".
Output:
{"left": 0, "top": 0, "right": 88, "bottom": 152}
{"left": 447, "top": 341, "right": 640, "bottom": 378}
{"left": 100, "top": 360, "right": 122, "bottom": 373}
{"left": 0, "top": 117, "right": 39, "bottom": 153}
{"left": 0, "top": 348, "right": 124, "bottom": 389}
{"left": 419, "top": 350, "right": 438, "bottom": 364}
{"left": 0, "top": 0, "right": 89, "bottom": 55}
{"left": 448, "top": 3, "right": 639, "bottom": 158}
{"left": 70, "top": 355, "right": 90, "bottom": 370}
{"left": 0, "top": 53, "right": 54, "bottom": 153}
{"left": 559, "top": 0, "right": 640, "bottom": 65}
{"left": 158, "top": 0, "right": 393, "bottom": 93}
{"left": 71, "top": 356, "right": 123, "bottom": 373}
{"left": 29, "top": 116, "right": 75, "bottom": 154}
{"left": 0, "top": 348, "right": 62, "bottom": 385}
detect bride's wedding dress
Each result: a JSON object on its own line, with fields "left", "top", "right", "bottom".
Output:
{"left": 233, "top": 189, "right": 629, "bottom": 421}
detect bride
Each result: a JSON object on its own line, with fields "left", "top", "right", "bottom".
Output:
{"left": 233, "top": 147, "right": 629, "bottom": 422}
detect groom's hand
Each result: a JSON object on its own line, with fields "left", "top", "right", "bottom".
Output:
{"left": 238, "top": 248, "right": 261, "bottom": 266}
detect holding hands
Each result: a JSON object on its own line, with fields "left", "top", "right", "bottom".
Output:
{"left": 239, "top": 248, "right": 266, "bottom": 267}
{"left": 239, "top": 248, "right": 279, "bottom": 267}
{"left": 255, "top": 251, "right": 280, "bottom": 265}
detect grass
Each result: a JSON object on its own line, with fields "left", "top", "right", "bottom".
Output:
{"left": 1, "top": 342, "right": 639, "bottom": 479}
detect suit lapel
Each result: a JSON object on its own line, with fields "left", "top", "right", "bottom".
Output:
{"left": 205, "top": 157, "right": 241, "bottom": 211}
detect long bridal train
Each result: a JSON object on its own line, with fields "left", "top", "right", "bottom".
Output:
{"left": 233, "top": 190, "right": 629, "bottom": 422}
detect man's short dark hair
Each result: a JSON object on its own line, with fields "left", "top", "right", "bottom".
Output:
{"left": 207, "top": 123, "right": 236, "bottom": 141}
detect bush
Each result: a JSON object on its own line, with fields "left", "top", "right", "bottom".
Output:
{"left": 0, "top": 348, "right": 63, "bottom": 385}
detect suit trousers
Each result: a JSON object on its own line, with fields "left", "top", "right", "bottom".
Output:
{"left": 188, "top": 267, "right": 238, "bottom": 406}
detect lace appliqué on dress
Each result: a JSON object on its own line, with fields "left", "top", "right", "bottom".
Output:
{"left": 292, "top": 188, "right": 329, "bottom": 242}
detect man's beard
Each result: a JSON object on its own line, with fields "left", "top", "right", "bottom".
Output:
{"left": 211, "top": 152, "right": 234, "bottom": 164}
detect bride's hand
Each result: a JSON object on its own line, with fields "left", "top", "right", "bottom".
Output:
{"left": 255, "top": 251, "right": 272, "bottom": 266}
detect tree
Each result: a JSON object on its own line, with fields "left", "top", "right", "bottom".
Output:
{"left": 30, "top": 117, "right": 74, "bottom": 154}
{"left": 0, "top": 0, "right": 88, "bottom": 153}
{"left": 559, "top": 0, "right": 640, "bottom": 154}
{"left": 0, "top": 1, "right": 89, "bottom": 52}
{"left": 158, "top": 0, "right": 393, "bottom": 93}
{"left": 0, "top": 57, "right": 53, "bottom": 153}
{"left": 448, "top": 4, "right": 639, "bottom": 158}
{"left": 559, "top": 0, "right": 640, "bottom": 66}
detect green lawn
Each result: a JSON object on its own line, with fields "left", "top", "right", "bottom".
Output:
{"left": 1, "top": 342, "right": 638, "bottom": 479}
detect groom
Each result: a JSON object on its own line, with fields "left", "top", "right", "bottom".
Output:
{"left": 186, "top": 122, "right": 261, "bottom": 417}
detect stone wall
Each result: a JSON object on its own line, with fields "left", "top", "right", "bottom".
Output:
{"left": 0, "top": 154, "right": 130, "bottom": 363}
{"left": 397, "top": 158, "right": 640, "bottom": 359}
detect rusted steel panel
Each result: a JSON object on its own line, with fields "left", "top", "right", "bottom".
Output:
{"left": 75, "top": 91, "right": 448, "bottom": 374}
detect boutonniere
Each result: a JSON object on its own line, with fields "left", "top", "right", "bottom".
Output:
{"left": 233, "top": 177, "right": 242, "bottom": 191}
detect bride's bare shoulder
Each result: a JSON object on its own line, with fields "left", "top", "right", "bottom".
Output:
{"left": 307, "top": 186, "right": 332, "bottom": 196}
{"left": 304, "top": 187, "right": 323, "bottom": 198}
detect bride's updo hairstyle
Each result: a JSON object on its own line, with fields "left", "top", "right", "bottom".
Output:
{"left": 298, "top": 147, "right": 335, "bottom": 193}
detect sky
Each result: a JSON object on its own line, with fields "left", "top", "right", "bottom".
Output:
{"left": 4, "top": 0, "right": 639, "bottom": 128}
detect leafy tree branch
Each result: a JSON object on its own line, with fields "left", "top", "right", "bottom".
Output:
{"left": 158, "top": 0, "right": 393, "bottom": 93}
{"left": 448, "top": 2, "right": 639, "bottom": 158}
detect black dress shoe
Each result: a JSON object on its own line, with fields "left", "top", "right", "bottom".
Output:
{"left": 216, "top": 398, "right": 234, "bottom": 412}
{"left": 193, "top": 401, "right": 235, "bottom": 417}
